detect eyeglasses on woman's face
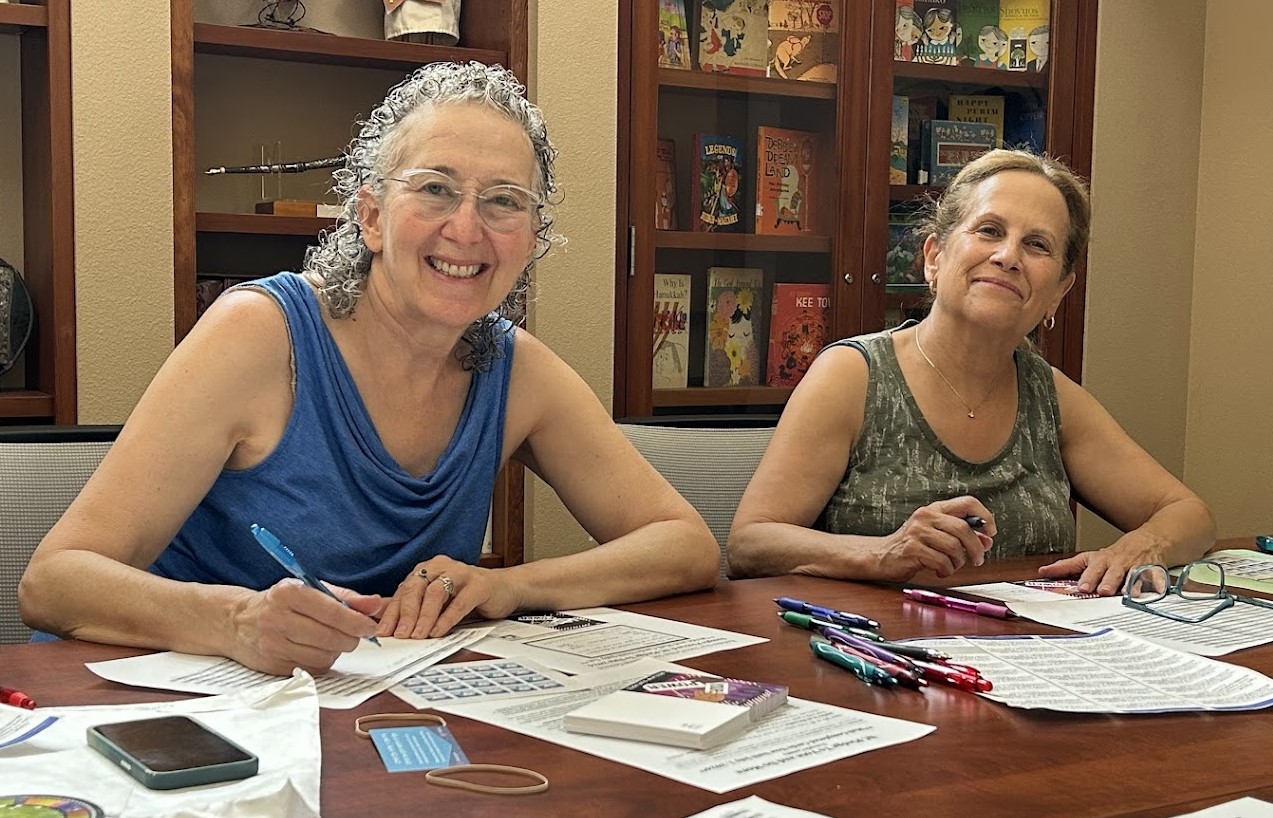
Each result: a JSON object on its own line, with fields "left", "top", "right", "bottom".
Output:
{"left": 1122, "top": 560, "right": 1273, "bottom": 624}
{"left": 384, "top": 168, "right": 541, "bottom": 234}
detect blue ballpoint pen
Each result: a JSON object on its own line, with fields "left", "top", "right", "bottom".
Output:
{"left": 251, "top": 524, "right": 381, "bottom": 646}
{"left": 774, "top": 596, "right": 880, "bottom": 631}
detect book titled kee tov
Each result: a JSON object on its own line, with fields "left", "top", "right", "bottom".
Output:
{"left": 704, "top": 266, "right": 766, "bottom": 388}
{"left": 692, "top": 133, "right": 745, "bottom": 233}
{"left": 767, "top": 0, "right": 840, "bottom": 82}
{"left": 655, "top": 138, "right": 679, "bottom": 230}
{"left": 653, "top": 273, "right": 691, "bottom": 389}
{"left": 755, "top": 126, "right": 816, "bottom": 235}
{"left": 563, "top": 670, "right": 788, "bottom": 750}
{"left": 767, "top": 282, "right": 830, "bottom": 387}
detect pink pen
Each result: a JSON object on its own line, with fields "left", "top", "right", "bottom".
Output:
{"left": 903, "top": 589, "right": 1016, "bottom": 620}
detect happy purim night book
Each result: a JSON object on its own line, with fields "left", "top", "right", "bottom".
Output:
{"left": 692, "top": 133, "right": 745, "bottom": 233}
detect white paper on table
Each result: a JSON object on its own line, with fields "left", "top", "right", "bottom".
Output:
{"left": 954, "top": 581, "right": 1090, "bottom": 603}
{"left": 0, "top": 703, "right": 58, "bottom": 748}
{"left": 433, "top": 657, "right": 934, "bottom": 794}
{"left": 1184, "top": 550, "right": 1273, "bottom": 594}
{"left": 683, "top": 796, "right": 834, "bottom": 817}
{"left": 904, "top": 627, "right": 1273, "bottom": 713}
{"left": 1169, "top": 797, "right": 1273, "bottom": 817}
{"left": 1006, "top": 594, "right": 1273, "bottom": 656}
{"left": 0, "top": 673, "right": 321, "bottom": 818}
{"left": 86, "top": 627, "right": 491, "bottom": 709}
{"left": 469, "top": 608, "right": 766, "bottom": 674}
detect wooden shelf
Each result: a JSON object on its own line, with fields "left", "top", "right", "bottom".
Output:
{"left": 652, "top": 386, "right": 793, "bottom": 408}
{"left": 655, "top": 230, "right": 831, "bottom": 253}
{"left": 192, "top": 22, "right": 504, "bottom": 69}
{"left": 196, "top": 211, "right": 333, "bottom": 236}
{"left": 658, "top": 67, "right": 836, "bottom": 100}
{"left": 0, "top": 3, "right": 46, "bottom": 31}
{"left": 893, "top": 61, "right": 1048, "bottom": 89}
{"left": 0, "top": 390, "right": 55, "bottom": 419}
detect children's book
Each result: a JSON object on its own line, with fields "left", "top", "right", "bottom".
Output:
{"left": 913, "top": 0, "right": 960, "bottom": 66}
{"left": 692, "top": 133, "right": 745, "bottom": 233}
{"left": 924, "top": 120, "right": 996, "bottom": 186}
{"left": 890, "top": 95, "right": 909, "bottom": 184}
{"left": 894, "top": 0, "right": 921, "bottom": 62}
{"left": 766, "top": 282, "right": 830, "bottom": 387}
{"left": 658, "top": 0, "right": 692, "bottom": 69}
{"left": 698, "top": 0, "right": 770, "bottom": 76}
{"left": 653, "top": 273, "right": 692, "bottom": 389}
{"left": 1003, "top": 92, "right": 1045, "bottom": 153}
{"left": 755, "top": 125, "right": 816, "bottom": 235}
{"left": 655, "top": 138, "right": 679, "bottom": 230}
{"left": 958, "top": 0, "right": 1003, "bottom": 67}
{"left": 704, "top": 266, "right": 765, "bottom": 387}
{"left": 767, "top": 0, "right": 839, "bottom": 82}
{"left": 999, "top": 0, "right": 1048, "bottom": 72}
{"left": 948, "top": 94, "right": 1005, "bottom": 148}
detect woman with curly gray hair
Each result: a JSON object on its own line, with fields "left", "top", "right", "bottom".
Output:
{"left": 21, "top": 62, "right": 719, "bottom": 676}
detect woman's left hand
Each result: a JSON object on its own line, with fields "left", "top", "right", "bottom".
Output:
{"left": 376, "top": 556, "right": 522, "bottom": 639}
{"left": 1037, "top": 535, "right": 1168, "bottom": 596}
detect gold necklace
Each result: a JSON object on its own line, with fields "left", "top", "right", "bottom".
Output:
{"left": 913, "top": 325, "right": 1007, "bottom": 419}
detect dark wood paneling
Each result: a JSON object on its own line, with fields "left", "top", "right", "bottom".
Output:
{"left": 172, "top": 0, "right": 197, "bottom": 342}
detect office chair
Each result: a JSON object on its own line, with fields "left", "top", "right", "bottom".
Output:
{"left": 617, "top": 415, "right": 778, "bottom": 580}
{"left": 0, "top": 425, "right": 119, "bottom": 643}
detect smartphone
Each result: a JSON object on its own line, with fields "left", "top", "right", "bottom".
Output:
{"left": 87, "top": 715, "right": 258, "bottom": 790}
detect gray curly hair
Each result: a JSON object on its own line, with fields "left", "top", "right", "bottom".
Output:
{"left": 304, "top": 61, "right": 561, "bottom": 371}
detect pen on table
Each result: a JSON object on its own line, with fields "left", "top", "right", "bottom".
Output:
{"left": 902, "top": 588, "right": 1016, "bottom": 620}
{"left": 810, "top": 638, "right": 898, "bottom": 688}
{"left": 908, "top": 658, "right": 993, "bottom": 693}
{"left": 778, "top": 611, "right": 886, "bottom": 642}
{"left": 250, "top": 523, "right": 381, "bottom": 646}
{"left": 816, "top": 629, "right": 927, "bottom": 689}
{"left": 774, "top": 597, "right": 880, "bottom": 631}
{"left": 1256, "top": 535, "right": 1273, "bottom": 554}
{"left": 0, "top": 686, "right": 37, "bottom": 709}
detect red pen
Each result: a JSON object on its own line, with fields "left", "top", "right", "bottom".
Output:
{"left": 910, "top": 659, "right": 994, "bottom": 692}
{"left": 903, "top": 589, "right": 1016, "bottom": 620}
{"left": 0, "top": 686, "right": 37, "bottom": 709}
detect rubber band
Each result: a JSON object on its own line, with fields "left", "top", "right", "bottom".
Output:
{"left": 425, "top": 763, "right": 549, "bottom": 795}
{"left": 354, "top": 712, "right": 447, "bottom": 738}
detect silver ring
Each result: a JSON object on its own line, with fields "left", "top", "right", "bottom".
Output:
{"left": 438, "top": 575, "right": 456, "bottom": 599}
{"left": 415, "top": 568, "right": 431, "bottom": 582}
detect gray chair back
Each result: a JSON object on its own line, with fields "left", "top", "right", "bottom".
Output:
{"left": 0, "top": 426, "right": 119, "bottom": 643}
{"left": 618, "top": 416, "right": 777, "bottom": 580}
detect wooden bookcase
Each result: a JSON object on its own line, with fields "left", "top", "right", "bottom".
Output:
{"left": 0, "top": 0, "right": 76, "bottom": 424}
{"left": 614, "top": 0, "right": 1097, "bottom": 418}
{"left": 169, "top": 0, "right": 528, "bottom": 568}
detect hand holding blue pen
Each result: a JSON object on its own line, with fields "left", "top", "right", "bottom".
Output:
{"left": 251, "top": 524, "right": 381, "bottom": 646}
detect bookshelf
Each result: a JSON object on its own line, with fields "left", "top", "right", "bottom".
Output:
{"left": 614, "top": 0, "right": 1097, "bottom": 418}
{"left": 169, "top": 0, "right": 528, "bottom": 567}
{"left": 0, "top": 0, "right": 75, "bottom": 423}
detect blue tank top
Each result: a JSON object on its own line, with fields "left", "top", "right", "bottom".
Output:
{"left": 150, "top": 272, "right": 515, "bottom": 597}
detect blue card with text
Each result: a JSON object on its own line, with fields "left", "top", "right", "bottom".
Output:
{"left": 369, "top": 725, "right": 470, "bottom": 773}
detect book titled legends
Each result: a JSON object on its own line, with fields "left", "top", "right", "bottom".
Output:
{"left": 705, "top": 266, "right": 766, "bottom": 387}
{"left": 692, "top": 133, "right": 745, "bottom": 233}
{"left": 653, "top": 273, "right": 691, "bottom": 389}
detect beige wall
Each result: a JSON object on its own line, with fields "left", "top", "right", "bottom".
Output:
{"left": 61, "top": 4, "right": 1271, "bottom": 553}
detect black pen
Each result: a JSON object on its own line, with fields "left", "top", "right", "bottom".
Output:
{"left": 963, "top": 515, "right": 986, "bottom": 529}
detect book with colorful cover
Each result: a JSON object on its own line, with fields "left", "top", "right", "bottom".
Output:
{"left": 767, "top": 0, "right": 839, "bottom": 82}
{"left": 658, "top": 0, "right": 692, "bottom": 70}
{"left": 767, "top": 282, "right": 830, "bottom": 387}
{"left": 653, "top": 273, "right": 692, "bottom": 389}
{"left": 948, "top": 94, "right": 1005, "bottom": 147}
{"left": 894, "top": 0, "right": 922, "bottom": 62}
{"left": 913, "top": 0, "right": 960, "bottom": 66}
{"left": 1003, "top": 92, "right": 1045, "bottom": 153}
{"left": 623, "top": 670, "right": 789, "bottom": 720}
{"left": 886, "top": 215, "right": 927, "bottom": 286}
{"left": 890, "top": 95, "right": 909, "bottom": 184}
{"left": 705, "top": 266, "right": 765, "bottom": 387}
{"left": 698, "top": 0, "right": 771, "bottom": 76}
{"left": 655, "top": 138, "right": 679, "bottom": 230}
{"left": 999, "top": 0, "right": 1048, "bottom": 71}
{"left": 563, "top": 688, "right": 751, "bottom": 750}
{"left": 692, "top": 132, "right": 745, "bottom": 232}
{"left": 755, "top": 125, "right": 816, "bottom": 235}
{"left": 925, "top": 120, "right": 996, "bottom": 186}
{"left": 958, "top": 0, "right": 1003, "bottom": 67}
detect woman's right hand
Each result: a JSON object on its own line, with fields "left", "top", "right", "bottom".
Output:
{"left": 226, "top": 580, "right": 384, "bottom": 676}
{"left": 870, "top": 497, "right": 996, "bottom": 581}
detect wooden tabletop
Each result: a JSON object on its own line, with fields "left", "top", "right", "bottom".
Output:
{"left": 3, "top": 539, "right": 1268, "bottom": 818}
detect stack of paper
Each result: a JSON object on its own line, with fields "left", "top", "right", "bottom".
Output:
{"left": 565, "top": 688, "right": 752, "bottom": 749}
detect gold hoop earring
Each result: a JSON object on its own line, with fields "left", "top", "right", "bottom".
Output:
{"left": 1044, "top": 315, "right": 1056, "bottom": 331}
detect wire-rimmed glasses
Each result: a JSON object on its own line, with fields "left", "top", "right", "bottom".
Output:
{"left": 384, "top": 168, "right": 541, "bottom": 234}
{"left": 1122, "top": 560, "right": 1273, "bottom": 624}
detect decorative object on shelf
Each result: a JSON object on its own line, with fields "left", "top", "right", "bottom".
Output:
{"left": 385, "top": 0, "right": 460, "bottom": 46}
{"left": 205, "top": 154, "right": 343, "bottom": 218}
{"left": 248, "top": 0, "right": 327, "bottom": 33}
{"left": 0, "top": 256, "right": 34, "bottom": 377}
{"left": 203, "top": 156, "right": 344, "bottom": 176}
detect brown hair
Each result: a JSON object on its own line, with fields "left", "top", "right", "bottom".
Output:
{"left": 921, "top": 149, "right": 1091, "bottom": 276}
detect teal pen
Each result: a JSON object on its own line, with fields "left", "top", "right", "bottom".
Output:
{"left": 251, "top": 524, "right": 381, "bottom": 646}
{"left": 810, "top": 638, "right": 898, "bottom": 688}
{"left": 778, "top": 611, "right": 885, "bottom": 642}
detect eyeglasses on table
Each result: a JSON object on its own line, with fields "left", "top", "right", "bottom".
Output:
{"left": 1122, "top": 559, "right": 1273, "bottom": 624}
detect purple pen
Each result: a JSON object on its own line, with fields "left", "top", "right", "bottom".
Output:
{"left": 902, "top": 589, "right": 1016, "bottom": 620}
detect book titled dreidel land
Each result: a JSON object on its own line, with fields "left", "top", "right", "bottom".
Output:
{"left": 755, "top": 126, "right": 816, "bottom": 235}
{"left": 563, "top": 671, "right": 787, "bottom": 750}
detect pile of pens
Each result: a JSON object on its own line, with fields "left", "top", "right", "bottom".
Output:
{"left": 774, "top": 597, "right": 992, "bottom": 693}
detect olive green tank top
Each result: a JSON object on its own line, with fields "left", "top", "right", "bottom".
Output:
{"left": 817, "top": 325, "right": 1075, "bottom": 556}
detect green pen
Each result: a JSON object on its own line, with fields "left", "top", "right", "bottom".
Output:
{"left": 779, "top": 611, "right": 885, "bottom": 642}
{"left": 810, "top": 638, "right": 898, "bottom": 687}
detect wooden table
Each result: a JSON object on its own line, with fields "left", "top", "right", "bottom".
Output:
{"left": 3, "top": 542, "right": 1269, "bottom": 818}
